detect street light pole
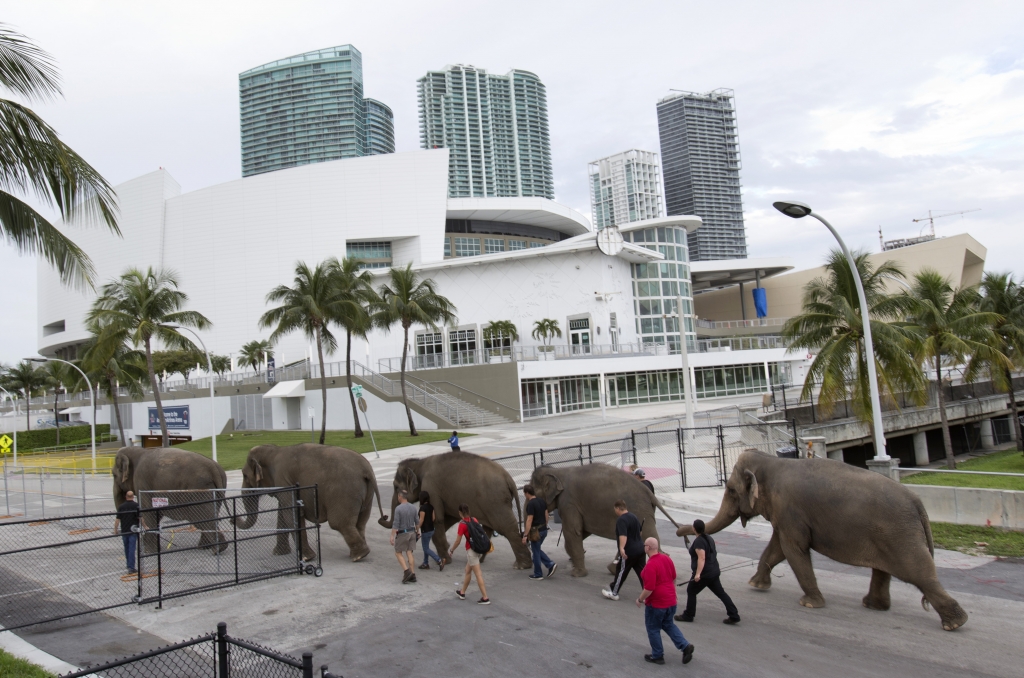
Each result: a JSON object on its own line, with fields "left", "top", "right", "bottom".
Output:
{"left": 174, "top": 327, "right": 217, "bottom": 464}
{"left": 26, "top": 357, "right": 96, "bottom": 463}
{"left": 773, "top": 201, "right": 888, "bottom": 461}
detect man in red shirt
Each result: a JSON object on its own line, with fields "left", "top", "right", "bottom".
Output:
{"left": 636, "top": 538, "right": 694, "bottom": 665}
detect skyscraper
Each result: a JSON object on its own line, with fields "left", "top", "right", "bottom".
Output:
{"left": 588, "top": 150, "right": 663, "bottom": 229}
{"left": 239, "top": 45, "right": 394, "bottom": 177}
{"left": 418, "top": 65, "right": 553, "bottom": 199}
{"left": 656, "top": 89, "right": 747, "bottom": 261}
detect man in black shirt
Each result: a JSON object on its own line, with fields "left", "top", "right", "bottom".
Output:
{"left": 634, "top": 468, "right": 655, "bottom": 494}
{"left": 522, "top": 485, "right": 557, "bottom": 580}
{"left": 603, "top": 500, "right": 645, "bottom": 601}
{"left": 113, "top": 490, "right": 140, "bottom": 574}
{"left": 676, "top": 519, "right": 740, "bottom": 624}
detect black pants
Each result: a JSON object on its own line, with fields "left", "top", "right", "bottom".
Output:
{"left": 609, "top": 552, "right": 646, "bottom": 596}
{"left": 680, "top": 575, "right": 739, "bottom": 620}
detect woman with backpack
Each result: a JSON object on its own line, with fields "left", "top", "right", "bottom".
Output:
{"left": 448, "top": 503, "right": 491, "bottom": 605}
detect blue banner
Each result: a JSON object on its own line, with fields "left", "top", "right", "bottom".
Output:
{"left": 149, "top": 405, "right": 190, "bottom": 430}
{"left": 753, "top": 287, "right": 768, "bottom": 318}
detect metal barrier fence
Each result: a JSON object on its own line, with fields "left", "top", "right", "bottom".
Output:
{"left": 1, "top": 464, "right": 115, "bottom": 522}
{"left": 59, "top": 621, "right": 329, "bottom": 678}
{"left": 0, "top": 486, "right": 321, "bottom": 631}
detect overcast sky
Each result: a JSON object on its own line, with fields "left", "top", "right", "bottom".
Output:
{"left": 2, "top": 0, "right": 1023, "bottom": 363}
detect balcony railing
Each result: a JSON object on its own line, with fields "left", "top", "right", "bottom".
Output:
{"left": 696, "top": 317, "right": 788, "bottom": 330}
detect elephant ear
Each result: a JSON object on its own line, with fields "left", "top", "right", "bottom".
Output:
{"left": 400, "top": 466, "right": 418, "bottom": 492}
{"left": 541, "top": 473, "right": 563, "bottom": 501}
{"left": 743, "top": 469, "right": 759, "bottom": 511}
{"left": 115, "top": 455, "right": 131, "bottom": 485}
{"left": 252, "top": 460, "right": 263, "bottom": 484}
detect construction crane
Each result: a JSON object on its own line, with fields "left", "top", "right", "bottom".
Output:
{"left": 912, "top": 209, "right": 981, "bottom": 237}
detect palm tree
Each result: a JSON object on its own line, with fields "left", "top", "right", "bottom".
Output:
{"left": 971, "top": 273, "right": 1024, "bottom": 453}
{"left": 531, "top": 319, "right": 562, "bottom": 352}
{"left": 210, "top": 354, "right": 231, "bottom": 376}
{"left": 902, "top": 270, "right": 1008, "bottom": 469}
{"left": 331, "top": 257, "right": 376, "bottom": 438}
{"left": 483, "top": 320, "right": 520, "bottom": 356}
{"left": 782, "top": 250, "right": 925, "bottom": 422}
{"left": 41, "top": 360, "right": 72, "bottom": 445}
{"left": 0, "top": 24, "right": 119, "bottom": 288}
{"left": 2, "top": 361, "right": 46, "bottom": 430}
{"left": 238, "top": 339, "right": 274, "bottom": 374}
{"left": 375, "top": 264, "right": 457, "bottom": 436}
{"left": 81, "top": 318, "right": 148, "bottom": 445}
{"left": 260, "top": 259, "right": 345, "bottom": 444}
{"left": 87, "top": 267, "right": 211, "bottom": 446}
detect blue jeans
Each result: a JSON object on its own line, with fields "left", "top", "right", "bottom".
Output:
{"left": 122, "top": 533, "right": 137, "bottom": 572}
{"left": 530, "top": 527, "right": 554, "bottom": 577}
{"left": 644, "top": 605, "right": 689, "bottom": 659}
{"left": 420, "top": 530, "right": 441, "bottom": 565}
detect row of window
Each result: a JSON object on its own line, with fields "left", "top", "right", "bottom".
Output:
{"left": 444, "top": 236, "right": 547, "bottom": 258}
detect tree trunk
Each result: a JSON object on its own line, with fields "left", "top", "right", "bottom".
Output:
{"left": 110, "top": 377, "right": 127, "bottom": 445}
{"left": 936, "top": 354, "right": 956, "bottom": 469}
{"left": 24, "top": 390, "right": 30, "bottom": 431}
{"left": 316, "top": 327, "right": 328, "bottom": 445}
{"left": 400, "top": 321, "right": 417, "bottom": 436}
{"left": 146, "top": 337, "right": 170, "bottom": 446}
{"left": 1006, "top": 367, "right": 1023, "bottom": 453}
{"left": 346, "top": 330, "right": 363, "bottom": 437}
{"left": 53, "top": 389, "right": 61, "bottom": 446}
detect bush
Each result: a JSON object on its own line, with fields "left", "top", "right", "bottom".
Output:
{"left": 8, "top": 424, "right": 111, "bottom": 450}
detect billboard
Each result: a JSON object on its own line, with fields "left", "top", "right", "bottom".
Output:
{"left": 149, "top": 405, "right": 190, "bottom": 430}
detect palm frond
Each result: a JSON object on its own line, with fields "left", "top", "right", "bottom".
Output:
{"left": 0, "top": 24, "right": 60, "bottom": 100}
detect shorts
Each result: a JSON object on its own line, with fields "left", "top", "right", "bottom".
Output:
{"left": 394, "top": 531, "right": 416, "bottom": 553}
{"left": 465, "top": 549, "right": 482, "bottom": 567}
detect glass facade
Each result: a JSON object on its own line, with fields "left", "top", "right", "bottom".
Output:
{"left": 347, "top": 241, "right": 392, "bottom": 269}
{"left": 239, "top": 45, "right": 393, "bottom": 178}
{"left": 453, "top": 237, "right": 481, "bottom": 257}
{"left": 625, "top": 225, "right": 694, "bottom": 352}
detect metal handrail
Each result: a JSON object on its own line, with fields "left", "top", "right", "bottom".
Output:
{"left": 402, "top": 376, "right": 518, "bottom": 420}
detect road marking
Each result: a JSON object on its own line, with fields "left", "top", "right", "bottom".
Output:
{"left": 499, "top": 641, "right": 514, "bottom": 647}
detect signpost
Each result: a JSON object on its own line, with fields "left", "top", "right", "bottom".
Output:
{"left": 308, "top": 406, "right": 315, "bottom": 444}
{"left": 152, "top": 497, "right": 169, "bottom": 509}
{"left": 0, "top": 434, "right": 11, "bottom": 458}
{"left": 353, "top": 386, "right": 378, "bottom": 458}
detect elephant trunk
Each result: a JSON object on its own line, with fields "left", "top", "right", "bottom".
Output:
{"left": 234, "top": 491, "right": 260, "bottom": 529}
{"left": 675, "top": 495, "right": 740, "bottom": 537}
{"left": 377, "top": 489, "right": 398, "bottom": 528}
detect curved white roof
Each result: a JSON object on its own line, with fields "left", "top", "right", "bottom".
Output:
{"left": 446, "top": 197, "right": 592, "bottom": 237}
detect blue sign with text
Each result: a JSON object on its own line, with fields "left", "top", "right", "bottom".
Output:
{"left": 149, "top": 405, "right": 190, "bottom": 430}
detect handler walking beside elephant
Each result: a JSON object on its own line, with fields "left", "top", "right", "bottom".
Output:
{"left": 113, "top": 490, "right": 140, "bottom": 574}
{"left": 417, "top": 491, "right": 443, "bottom": 571}
{"left": 603, "top": 500, "right": 646, "bottom": 601}
{"left": 637, "top": 538, "right": 694, "bottom": 665}
{"left": 449, "top": 504, "right": 491, "bottom": 605}
{"left": 390, "top": 491, "right": 419, "bottom": 584}
{"left": 676, "top": 519, "right": 740, "bottom": 624}
{"left": 522, "top": 485, "right": 557, "bottom": 580}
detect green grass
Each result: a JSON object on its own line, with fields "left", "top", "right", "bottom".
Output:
{"left": 0, "top": 649, "right": 53, "bottom": 677}
{"left": 930, "top": 522, "right": 1024, "bottom": 558}
{"left": 178, "top": 430, "right": 464, "bottom": 470}
{"left": 901, "top": 448, "right": 1024, "bottom": 490}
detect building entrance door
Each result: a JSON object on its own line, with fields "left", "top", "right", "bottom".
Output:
{"left": 569, "top": 319, "right": 591, "bottom": 355}
{"left": 544, "top": 381, "right": 561, "bottom": 415}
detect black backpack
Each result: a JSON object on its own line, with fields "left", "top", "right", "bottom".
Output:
{"left": 463, "top": 519, "right": 491, "bottom": 555}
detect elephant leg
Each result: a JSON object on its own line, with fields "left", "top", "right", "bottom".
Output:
{"left": 559, "top": 511, "right": 588, "bottom": 577}
{"left": 779, "top": 532, "right": 825, "bottom": 608}
{"left": 917, "top": 575, "right": 968, "bottom": 631}
{"left": 273, "top": 499, "right": 292, "bottom": 556}
{"left": 750, "top": 530, "right": 785, "bottom": 590}
{"left": 330, "top": 512, "right": 368, "bottom": 562}
{"left": 296, "top": 511, "right": 316, "bottom": 562}
{"left": 430, "top": 494, "right": 454, "bottom": 564}
{"left": 356, "top": 487, "right": 373, "bottom": 545}
{"left": 862, "top": 569, "right": 892, "bottom": 611}
{"left": 490, "top": 516, "right": 533, "bottom": 570}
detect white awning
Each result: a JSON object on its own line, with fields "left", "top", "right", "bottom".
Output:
{"left": 59, "top": 407, "right": 83, "bottom": 415}
{"left": 262, "top": 380, "right": 306, "bottom": 399}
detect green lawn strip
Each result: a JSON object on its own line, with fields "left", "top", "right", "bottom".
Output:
{"left": 0, "top": 649, "right": 54, "bottom": 678}
{"left": 178, "top": 430, "right": 462, "bottom": 470}
{"left": 902, "top": 449, "right": 1024, "bottom": 490}
{"left": 929, "top": 522, "right": 1024, "bottom": 558}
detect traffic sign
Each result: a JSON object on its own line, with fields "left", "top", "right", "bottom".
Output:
{"left": 0, "top": 434, "right": 11, "bottom": 455}
{"left": 358, "top": 397, "right": 368, "bottom": 413}
{"left": 351, "top": 385, "right": 364, "bottom": 399}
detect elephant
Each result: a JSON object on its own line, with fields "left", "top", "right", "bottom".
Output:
{"left": 677, "top": 450, "right": 968, "bottom": 631}
{"left": 112, "top": 446, "right": 228, "bottom": 554}
{"left": 236, "top": 444, "right": 386, "bottom": 562}
{"left": 378, "top": 451, "right": 533, "bottom": 569}
{"left": 529, "top": 464, "right": 681, "bottom": 577}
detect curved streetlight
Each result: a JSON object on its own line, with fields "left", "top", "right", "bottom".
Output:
{"left": 773, "top": 201, "right": 889, "bottom": 462}
{"left": 170, "top": 327, "right": 217, "bottom": 463}
{"left": 25, "top": 357, "right": 96, "bottom": 463}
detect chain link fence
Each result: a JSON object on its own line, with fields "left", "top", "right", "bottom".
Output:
{"left": 0, "top": 464, "right": 115, "bottom": 522}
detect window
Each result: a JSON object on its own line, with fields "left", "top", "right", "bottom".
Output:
{"left": 347, "top": 241, "right": 392, "bottom": 269}
{"left": 454, "top": 237, "right": 481, "bottom": 257}
{"left": 415, "top": 332, "right": 444, "bottom": 368}
{"left": 449, "top": 329, "right": 477, "bottom": 365}
{"left": 484, "top": 238, "right": 505, "bottom": 254}
{"left": 508, "top": 240, "right": 527, "bottom": 250}
{"left": 444, "top": 239, "right": 451, "bottom": 258}
{"left": 529, "top": 241, "right": 545, "bottom": 248}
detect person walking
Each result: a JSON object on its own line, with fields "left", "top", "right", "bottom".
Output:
{"left": 113, "top": 490, "right": 140, "bottom": 574}
{"left": 417, "top": 491, "right": 443, "bottom": 571}
{"left": 390, "top": 490, "right": 419, "bottom": 584}
{"left": 675, "top": 519, "right": 740, "bottom": 624}
{"left": 448, "top": 431, "right": 461, "bottom": 451}
{"left": 448, "top": 503, "right": 490, "bottom": 605}
{"left": 603, "top": 500, "right": 645, "bottom": 601}
{"left": 637, "top": 537, "right": 695, "bottom": 665}
{"left": 521, "top": 484, "right": 557, "bottom": 580}
{"left": 634, "top": 468, "right": 655, "bottom": 494}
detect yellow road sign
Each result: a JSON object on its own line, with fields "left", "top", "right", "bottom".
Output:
{"left": 0, "top": 434, "right": 11, "bottom": 454}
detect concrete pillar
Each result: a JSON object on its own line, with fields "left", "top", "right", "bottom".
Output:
{"left": 826, "top": 447, "right": 844, "bottom": 462}
{"left": 739, "top": 281, "right": 746, "bottom": 320}
{"left": 913, "top": 431, "right": 929, "bottom": 466}
{"left": 866, "top": 456, "right": 901, "bottom": 481}
{"left": 979, "top": 418, "right": 995, "bottom": 449}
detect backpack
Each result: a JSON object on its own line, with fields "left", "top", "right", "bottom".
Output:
{"left": 463, "top": 518, "right": 491, "bottom": 555}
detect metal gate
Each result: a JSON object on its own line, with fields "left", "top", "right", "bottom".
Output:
{"left": 677, "top": 426, "right": 726, "bottom": 489}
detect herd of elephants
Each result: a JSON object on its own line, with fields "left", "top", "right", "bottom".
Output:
{"left": 113, "top": 443, "right": 968, "bottom": 632}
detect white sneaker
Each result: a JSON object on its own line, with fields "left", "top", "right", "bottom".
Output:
{"left": 601, "top": 588, "right": 620, "bottom": 601}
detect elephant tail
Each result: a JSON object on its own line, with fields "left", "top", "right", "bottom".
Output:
{"left": 371, "top": 474, "right": 387, "bottom": 521}
{"left": 654, "top": 498, "right": 681, "bottom": 531}
{"left": 913, "top": 495, "right": 935, "bottom": 558}
{"left": 508, "top": 474, "right": 523, "bottom": 533}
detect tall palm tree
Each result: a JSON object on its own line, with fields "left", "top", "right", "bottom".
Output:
{"left": 238, "top": 339, "right": 274, "bottom": 374}
{"left": 901, "top": 269, "right": 1007, "bottom": 469}
{"left": 2, "top": 361, "right": 46, "bottom": 430}
{"left": 782, "top": 250, "right": 924, "bottom": 422}
{"left": 81, "top": 318, "right": 148, "bottom": 445}
{"left": 260, "top": 259, "right": 345, "bottom": 444}
{"left": 971, "top": 273, "right": 1024, "bottom": 453}
{"left": 41, "top": 360, "right": 71, "bottom": 444}
{"left": 87, "top": 267, "right": 211, "bottom": 446}
{"left": 0, "top": 24, "right": 119, "bottom": 288}
{"left": 375, "top": 264, "right": 457, "bottom": 436}
{"left": 332, "top": 257, "right": 376, "bottom": 438}
{"left": 531, "top": 319, "right": 562, "bottom": 352}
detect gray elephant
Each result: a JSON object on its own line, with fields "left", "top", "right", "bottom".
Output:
{"left": 529, "top": 464, "right": 681, "bottom": 577}
{"left": 677, "top": 450, "right": 967, "bottom": 631}
{"left": 112, "top": 446, "right": 228, "bottom": 553}
{"left": 236, "top": 444, "right": 386, "bottom": 562}
{"left": 378, "top": 451, "right": 533, "bottom": 569}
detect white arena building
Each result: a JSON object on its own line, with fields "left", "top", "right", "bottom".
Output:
{"left": 31, "top": 148, "right": 983, "bottom": 440}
